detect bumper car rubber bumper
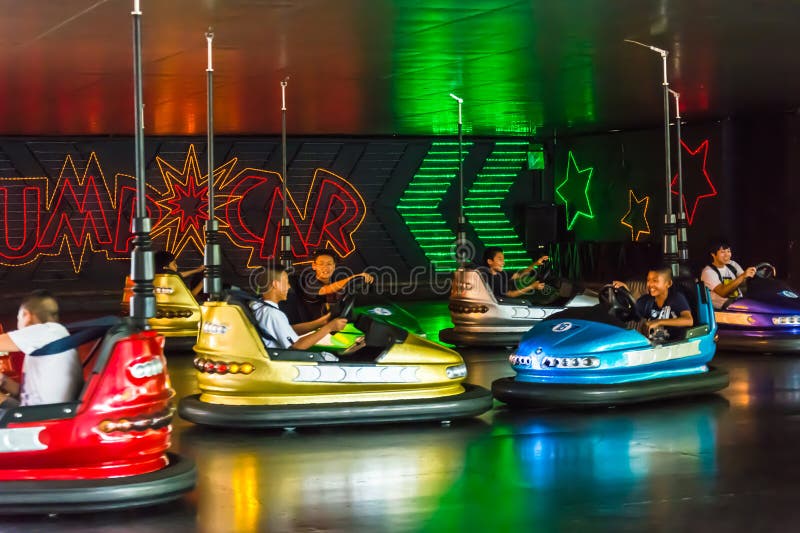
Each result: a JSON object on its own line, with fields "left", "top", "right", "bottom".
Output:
{"left": 492, "top": 366, "right": 729, "bottom": 407}
{"left": 439, "top": 328, "right": 525, "bottom": 347}
{"left": 0, "top": 453, "right": 196, "bottom": 515}
{"left": 716, "top": 330, "right": 800, "bottom": 353}
{"left": 178, "top": 384, "right": 493, "bottom": 428}
{"left": 162, "top": 336, "right": 198, "bottom": 353}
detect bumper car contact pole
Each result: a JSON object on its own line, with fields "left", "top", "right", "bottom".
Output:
{"left": 625, "top": 39, "right": 679, "bottom": 276}
{"left": 204, "top": 29, "right": 223, "bottom": 301}
{"left": 129, "top": 0, "right": 155, "bottom": 328}
{"left": 450, "top": 93, "right": 466, "bottom": 267}
{"left": 670, "top": 89, "right": 689, "bottom": 267}
{"left": 280, "top": 78, "right": 292, "bottom": 271}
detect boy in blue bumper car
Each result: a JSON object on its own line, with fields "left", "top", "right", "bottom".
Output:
{"left": 613, "top": 267, "right": 693, "bottom": 343}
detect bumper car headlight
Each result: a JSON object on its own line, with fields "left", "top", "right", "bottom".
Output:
{"left": 446, "top": 364, "right": 467, "bottom": 379}
{"left": 772, "top": 316, "right": 800, "bottom": 325}
{"left": 541, "top": 356, "right": 600, "bottom": 369}
{"left": 202, "top": 321, "right": 228, "bottom": 334}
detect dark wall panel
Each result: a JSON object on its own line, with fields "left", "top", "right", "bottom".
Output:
{"left": 1, "top": 118, "right": 796, "bottom": 314}
{"left": 0, "top": 136, "right": 538, "bottom": 306}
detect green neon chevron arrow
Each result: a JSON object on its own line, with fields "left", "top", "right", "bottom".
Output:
{"left": 464, "top": 141, "right": 530, "bottom": 270}
{"left": 397, "top": 141, "right": 472, "bottom": 271}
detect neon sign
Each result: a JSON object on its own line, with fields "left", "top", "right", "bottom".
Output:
{"left": 670, "top": 139, "right": 717, "bottom": 226}
{"left": 0, "top": 146, "right": 367, "bottom": 273}
{"left": 620, "top": 189, "right": 651, "bottom": 241}
{"left": 555, "top": 151, "right": 595, "bottom": 230}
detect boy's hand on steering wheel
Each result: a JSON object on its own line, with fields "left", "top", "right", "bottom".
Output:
{"left": 611, "top": 280, "right": 628, "bottom": 290}
{"left": 316, "top": 312, "right": 332, "bottom": 327}
{"left": 530, "top": 281, "right": 545, "bottom": 291}
{"left": 744, "top": 266, "right": 756, "bottom": 279}
{"left": 328, "top": 317, "right": 348, "bottom": 334}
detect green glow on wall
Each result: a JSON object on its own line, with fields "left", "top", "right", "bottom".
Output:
{"left": 464, "top": 141, "right": 530, "bottom": 269}
{"left": 555, "top": 151, "right": 595, "bottom": 230}
{"left": 397, "top": 141, "right": 472, "bottom": 271}
{"left": 390, "top": 2, "right": 541, "bottom": 136}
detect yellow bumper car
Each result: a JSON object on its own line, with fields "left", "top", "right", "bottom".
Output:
{"left": 178, "top": 290, "right": 492, "bottom": 428}
{"left": 121, "top": 274, "right": 201, "bottom": 351}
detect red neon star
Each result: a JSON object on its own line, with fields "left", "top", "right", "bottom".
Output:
{"left": 164, "top": 179, "right": 209, "bottom": 233}
{"left": 151, "top": 145, "right": 236, "bottom": 257}
{"left": 670, "top": 139, "right": 717, "bottom": 225}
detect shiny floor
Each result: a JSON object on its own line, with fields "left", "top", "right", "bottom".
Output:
{"left": 6, "top": 302, "right": 800, "bottom": 532}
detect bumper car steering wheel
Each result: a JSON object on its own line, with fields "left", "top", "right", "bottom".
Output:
{"left": 516, "top": 261, "right": 557, "bottom": 289}
{"left": 599, "top": 284, "right": 638, "bottom": 322}
{"left": 330, "top": 277, "right": 367, "bottom": 321}
{"left": 754, "top": 262, "right": 776, "bottom": 279}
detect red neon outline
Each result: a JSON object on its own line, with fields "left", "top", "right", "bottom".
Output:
{"left": 222, "top": 167, "right": 366, "bottom": 265}
{"left": 37, "top": 174, "right": 114, "bottom": 248}
{"left": 670, "top": 139, "right": 717, "bottom": 226}
{"left": 0, "top": 185, "right": 41, "bottom": 260}
{"left": 113, "top": 185, "right": 164, "bottom": 254}
{"left": 163, "top": 181, "right": 209, "bottom": 233}
{"left": 0, "top": 145, "right": 367, "bottom": 272}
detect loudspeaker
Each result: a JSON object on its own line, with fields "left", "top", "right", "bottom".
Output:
{"left": 525, "top": 203, "right": 566, "bottom": 248}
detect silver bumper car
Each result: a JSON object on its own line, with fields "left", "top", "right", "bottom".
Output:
{"left": 439, "top": 267, "right": 597, "bottom": 347}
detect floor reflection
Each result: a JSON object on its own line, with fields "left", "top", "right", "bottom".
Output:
{"left": 179, "top": 421, "right": 491, "bottom": 532}
{"left": 8, "top": 305, "right": 800, "bottom": 531}
{"left": 419, "top": 397, "right": 727, "bottom": 531}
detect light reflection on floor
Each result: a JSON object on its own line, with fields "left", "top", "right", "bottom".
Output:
{"left": 5, "top": 303, "right": 800, "bottom": 531}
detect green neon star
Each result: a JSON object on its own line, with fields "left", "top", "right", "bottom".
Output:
{"left": 555, "top": 151, "right": 594, "bottom": 230}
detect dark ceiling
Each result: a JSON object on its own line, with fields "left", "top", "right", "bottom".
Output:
{"left": 1, "top": 0, "right": 799, "bottom": 137}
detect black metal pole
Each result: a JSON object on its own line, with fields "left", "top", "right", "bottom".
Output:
{"left": 450, "top": 93, "right": 466, "bottom": 267}
{"left": 670, "top": 89, "right": 689, "bottom": 267}
{"left": 625, "top": 39, "right": 678, "bottom": 276}
{"left": 280, "top": 78, "right": 292, "bottom": 271}
{"left": 203, "top": 29, "right": 222, "bottom": 300}
{"left": 129, "top": 0, "right": 154, "bottom": 328}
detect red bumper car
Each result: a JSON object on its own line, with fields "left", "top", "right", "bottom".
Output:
{"left": 0, "top": 317, "right": 196, "bottom": 515}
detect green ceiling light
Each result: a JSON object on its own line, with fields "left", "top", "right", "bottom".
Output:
{"left": 555, "top": 151, "right": 595, "bottom": 230}
{"left": 464, "top": 141, "right": 530, "bottom": 270}
{"left": 397, "top": 141, "right": 472, "bottom": 271}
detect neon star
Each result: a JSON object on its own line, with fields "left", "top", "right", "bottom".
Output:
{"left": 555, "top": 151, "right": 594, "bottom": 230}
{"left": 164, "top": 180, "right": 208, "bottom": 233}
{"left": 671, "top": 139, "right": 717, "bottom": 225}
{"left": 620, "top": 189, "right": 651, "bottom": 241}
{"left": 151, "top": 145, "right": 236, "bottom": 257}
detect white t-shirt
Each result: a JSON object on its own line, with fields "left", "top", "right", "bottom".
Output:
{"left": 7, "top": 322, "right": 82, "bottom": 406}
{"left": 250, "top": 300, "right": 299, "bottom": 349}
{"left": 701, "top": 261, "right": 744, "bottom": 309}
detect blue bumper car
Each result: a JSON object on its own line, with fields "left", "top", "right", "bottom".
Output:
{"left": 715, "top": 263, "right": 800, "bottom": 352}
{"left": 492, "top": 281, "right": 729, "bottom": 407}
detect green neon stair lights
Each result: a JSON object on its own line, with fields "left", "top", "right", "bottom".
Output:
{"left": 464, "top": 142, "right": 530, "bottom": 270}
{"left": 397, "top": 141, "right": 472, "bottom": 271}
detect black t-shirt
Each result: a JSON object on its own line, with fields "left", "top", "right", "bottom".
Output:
{"left": 479, "top": 268, "right": 513, "bottom": 299}
{"left": 295, "top": 268, "right": 343, "bottom": 320}
{"left": 634, "top": 289, "right": 691, "bottom": 341}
